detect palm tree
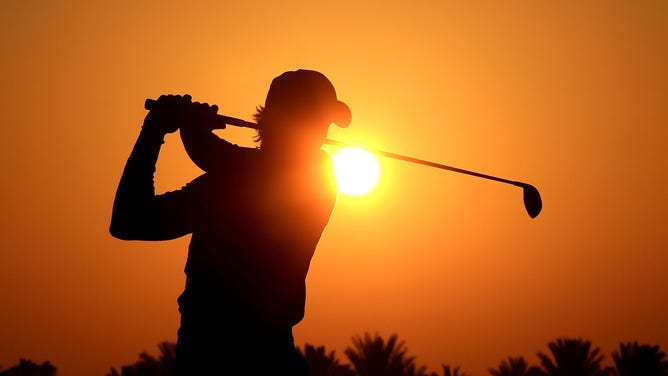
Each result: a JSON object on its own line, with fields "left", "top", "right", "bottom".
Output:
{"left": 155, "top": 341, "right": 176, "bottom": 371}
{"left": 611, "top": 341, "right": 668, "bottom": 376}
{"left": 107, "top": 341, "right": 176, "bottom": 376}
{"left": 537, "top": 337, "right": 610, "bottom": 376}
{"left": 297, "top": 343, "right": 356, "bottom": 376}
{"left": 441, "top": 364, "right": 469, "bottom": 376}
{"left": 0, "top": 359, "right": 57, "bottom": 376}
{"left": 344, "top": 332, "right": 430, "bottom": 376}
{"left": 489, "top": 356, "right": 541, "bottom": 376}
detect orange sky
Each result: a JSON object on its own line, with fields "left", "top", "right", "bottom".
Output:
{"left": 1, "top": 2, "right": 666, "bottom": 375}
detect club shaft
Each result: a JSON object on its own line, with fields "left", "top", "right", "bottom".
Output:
{"left": 144, "top": 98, "right": 525, "bottom": 188}
{"left": 323, "top": 139, "right": 521, "bottom": 187}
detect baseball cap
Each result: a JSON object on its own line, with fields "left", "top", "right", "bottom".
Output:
{"left": 264, "top": 69, "right": 351, "bottom": 128}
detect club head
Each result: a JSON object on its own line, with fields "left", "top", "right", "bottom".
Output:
{"left": 521, "top": 184, "right": 542, "bottom": 218}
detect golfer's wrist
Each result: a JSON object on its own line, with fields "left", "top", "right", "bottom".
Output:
{"left": 139, "top": 124, "right": 167, "bottom": 142}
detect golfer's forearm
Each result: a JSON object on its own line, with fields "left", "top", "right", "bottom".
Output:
{"left": 109, "top": 129, "right": 165, "bottom": 239}
{"left": 126, "top": 128, "right": 165, "bottom": 171}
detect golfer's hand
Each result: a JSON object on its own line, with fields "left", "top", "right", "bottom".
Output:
{"left": 142, "top": 94, "right": 193, "bottom": 135}
{"left": 184, "top": 101, "right": 224, "bottom": 132}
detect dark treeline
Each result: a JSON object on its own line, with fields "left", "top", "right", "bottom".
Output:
{"left": 0, "top": 359, "right": 56, "bottom": 376}
{"left": 2, "top": 334, "right": 667, "bottom": 375}
{"left": 104, "top": 334, "right": 666, "bottom": 376}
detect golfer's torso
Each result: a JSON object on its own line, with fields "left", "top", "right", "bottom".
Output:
{"left": 178, "top": 151, "right": 318, "bottom": 326}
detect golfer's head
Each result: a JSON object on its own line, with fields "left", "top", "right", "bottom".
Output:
{"left": 255, "top": 69, "right": 351, "bottom": 148}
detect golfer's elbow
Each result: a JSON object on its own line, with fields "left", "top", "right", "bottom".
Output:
{"left": 110, "top": 218, "right": 135, "bottom": 240}
{"left": 110, "top": 226, "right": 131, "bottom": 240}
{"left": 109, "top": 210, "right": 144, "bottom": 240}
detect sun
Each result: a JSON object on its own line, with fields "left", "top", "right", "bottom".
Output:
{"left": 332, "top": 147, "right": 380, "bottom": 195}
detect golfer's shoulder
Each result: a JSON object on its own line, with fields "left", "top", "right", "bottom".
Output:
{"left": 213, "top": 145, "right": 260, "bottom": 171}
{"left": 190, "top": 146, "right": 258, "bottom": 182}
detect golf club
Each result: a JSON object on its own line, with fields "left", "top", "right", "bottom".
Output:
{"left": 144, "top": 98, "right": 543, "bottom": 218}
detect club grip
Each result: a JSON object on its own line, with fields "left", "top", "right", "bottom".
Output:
{"left": 144, "top": 98, "right": 158, "bottom": 110}
{"left": 143, "top": 98, "right": 259, "bottom": 129}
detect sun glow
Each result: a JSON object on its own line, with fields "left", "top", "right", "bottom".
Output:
{"left": 332, "top": 147, "right": 380, "bottom": 196}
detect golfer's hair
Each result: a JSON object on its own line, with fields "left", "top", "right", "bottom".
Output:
{"left": 252, "top": 105, "right": 266, "bottom": 145}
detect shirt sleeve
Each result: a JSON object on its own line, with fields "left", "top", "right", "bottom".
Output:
{"left": 110, "top": 128, "right": 197, "bottom": 241}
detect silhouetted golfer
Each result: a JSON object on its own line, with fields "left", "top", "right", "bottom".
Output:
{"left": 110, "top": 70, "right": 351, "bottom": 375}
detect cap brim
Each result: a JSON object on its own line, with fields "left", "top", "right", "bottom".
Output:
{"left": 331, "top": 101, "right": 351, "bottom": 128}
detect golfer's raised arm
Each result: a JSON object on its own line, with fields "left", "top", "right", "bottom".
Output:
{"left": 110, "top": 102, "right": 193, "bottom": 241}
